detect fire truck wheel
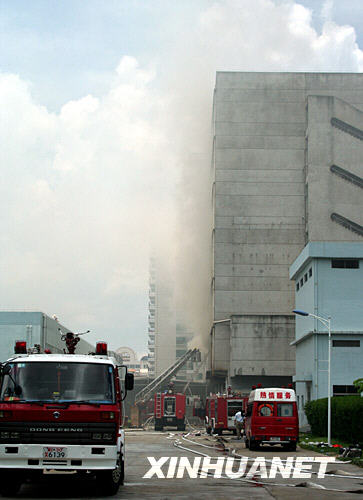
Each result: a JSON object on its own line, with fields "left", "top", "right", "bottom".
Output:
{"left": 96, "top": 458, "right": 124, "bottom": 496}
{"left": 249, "top": 439, "right": 259, "bottom": 451}
{"left": 0, "top": 469, "right": 24, "bottom": 496}
{"left": 154, "top": 418, "right": 163, "bottom": 431}
{"left": 245, "top": 437, "right": 250, "bottom": 449}
{"left": 206, "top": 426, "right": 212, "bottom": 435}
{"left": 177, "top": 420, "right": 185, "bottom": 431}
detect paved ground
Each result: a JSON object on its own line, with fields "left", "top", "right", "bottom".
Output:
{"left": 5, "top": 429, "right": 363, "bottom": 499}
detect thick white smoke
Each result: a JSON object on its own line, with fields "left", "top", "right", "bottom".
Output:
{"left": 0, "top": 0, "right": 362, "bottom": 351}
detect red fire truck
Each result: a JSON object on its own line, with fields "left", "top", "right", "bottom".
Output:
{"left": 0, "top": 338, "right": 134, "bottom": 496}
{"left": 154, "top": 384, "right": 186, "bottom": 431}
{"left": 205, "top": 394, "right": 248, "bottom": 435}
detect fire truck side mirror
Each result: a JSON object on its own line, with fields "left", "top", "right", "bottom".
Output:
{"left": 1, "top": 364, "right": 11, "bottom": 375}
{"left": 125, "top": 372, "right": 134, "bottom": 391}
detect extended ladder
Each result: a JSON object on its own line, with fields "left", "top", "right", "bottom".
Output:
{"left": 135, "top": 348, "right": 200, "bottom": 404}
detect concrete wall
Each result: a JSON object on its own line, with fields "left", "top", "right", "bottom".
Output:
{"left": 230, "top": 315, "right": 295, "bottom": 376}
{"left": 306, "top": 96, "right": 363, "bottom": 241}
{"left": 212, "top": 72, "right": 363, "bottom": 384}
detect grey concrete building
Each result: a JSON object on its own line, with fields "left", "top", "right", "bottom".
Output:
{"left": 210, "top": 72, "right": 363, "bottom": 393}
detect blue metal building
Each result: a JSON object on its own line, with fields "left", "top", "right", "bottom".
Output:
{"left": 0, "top": 311, "right": 94, "bottom": 362}
{"left": 289, "top": 242, "right": 363, "bottom": 427}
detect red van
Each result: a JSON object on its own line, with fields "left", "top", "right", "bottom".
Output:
{"left": 244, "top": 387, "right": 299, "bottom": 451}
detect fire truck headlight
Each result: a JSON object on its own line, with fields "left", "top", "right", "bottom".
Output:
{"left": 102, "top": 433, "right": 112, "bottom": 440}
{"left": 10, "top": 432, "right": 19, "bottom": 439}
{"left": 101, "top": 412, "right": 115, "bottom": 419}
{"left": 0, "top": 411, "right": 12, "bottom": 418}
{"left": 93, "top": 433, "right": 102, "bottom": 440}
{"left": 1, "top": 432, "right": 9, "bottom": 439}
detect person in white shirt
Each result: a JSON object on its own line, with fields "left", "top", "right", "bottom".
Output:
{"left": 233, "top": 410, "right": 244, "bottom": 439}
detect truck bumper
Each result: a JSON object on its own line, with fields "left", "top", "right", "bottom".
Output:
{"left": 0, "top": 444, "right": 118, "bottom": 469}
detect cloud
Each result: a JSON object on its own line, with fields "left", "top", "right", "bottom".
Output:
{"left": 0, "top": 0, "right": 362, "bottom": 351}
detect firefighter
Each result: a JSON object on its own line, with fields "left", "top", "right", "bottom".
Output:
{"left": 233, "top": 410, "right": 244, "bottom": 439}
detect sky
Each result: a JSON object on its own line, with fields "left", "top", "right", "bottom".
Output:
{"left": 0, "top": 0, "right": 362, "bottom": 355}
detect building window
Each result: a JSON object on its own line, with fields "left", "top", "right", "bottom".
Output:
{"left": 176, "top": 336, "right": 187, "bottom": 345}
{"left": 296, "top": 283, "right": 299, "bottom": 291}
{"left": 333, "top": 385, "right": 358, "bottom": 396}
{"left": 300, "top": 278, "right": 303, "bottom": 287}
{"left": 304, "top": 273, "right": 308, "bottom": 282}
{"left": 332, "top": 340, "right": 360, "bottom": 347}
{"left": 309, "top": 268, "right": 312, "bottom": 277}
{"left": 176, "top": 349, "right": 187, "bottom": 357}
{"left": 331, "top": 259, "right": 359, "bottom": 269}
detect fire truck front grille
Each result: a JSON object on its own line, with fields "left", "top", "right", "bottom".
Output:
{"left": 0, "top": 422, "right": 117, "bottom": 445}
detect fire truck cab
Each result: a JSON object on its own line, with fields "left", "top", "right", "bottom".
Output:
{"left": 205, "top": 395, "right": 248, "bottom": 435}
{"left": 244, "top": 387, "right": 299, "bottom": 451}
{"left": 0, "top": 340, "right": 134, "bottom": 496}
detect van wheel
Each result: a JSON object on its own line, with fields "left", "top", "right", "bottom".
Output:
{"left": 284, "top": 442, "right": 297, "bottom": 452}
{"left": 0, "top": 469, "right": 24, "bottom": 496}
{"left": 249, "top": 440, "right": 259, "bottom": 451}
{"left": 96, "top": 458, "right": 124, "bottom": 496}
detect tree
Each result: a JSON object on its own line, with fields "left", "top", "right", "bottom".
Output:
{"left": 353, "top": 378, "right": 363, "bottom": 394}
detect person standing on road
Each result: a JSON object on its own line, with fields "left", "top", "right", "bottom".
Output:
{"left": 233, "top": 410, "right": 244, "bottom": 439}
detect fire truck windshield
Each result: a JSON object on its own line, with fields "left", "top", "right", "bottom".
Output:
{"left": 0, "top": 362, "right": 115, "bottom": 404}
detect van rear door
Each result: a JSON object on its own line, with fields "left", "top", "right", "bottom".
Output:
{"left": 272, "top": 402, "right": 298, "bottom": 440}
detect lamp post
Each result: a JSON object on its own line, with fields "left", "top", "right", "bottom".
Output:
{"left": 293, "top": 309, "right": 332, "bottom": 446}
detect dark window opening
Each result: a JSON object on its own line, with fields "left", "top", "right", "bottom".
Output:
{"left": 304, "top": 273, "right": 308, "bottom": 282}
{"left": 300, "top": 278, "right": 303, "bottom": 287}
{"left": 296, "top": 283, "right": 299, "bottom": 291}
{"left": 333, "top": 385, "right": 358, "bottom": 396}
{"left": 309, "top": 268, "right": 312, "bottom": 277}
{"left": 246, "top": 403, "right": 252, "bottom": 417}
{"left": 332, "top": 340, "right": 360, "bottom": 347}
{"left": 332, "top": 259, "right": 359, "bottom": 269}
{"left": 227, "top": 400, "right": 243, "bottom": 417}
{"left": 164, "top": 397, "right": 176, "bottom": 416}
{"left": 277, "top": 403, "right": 293, "bottom": 417}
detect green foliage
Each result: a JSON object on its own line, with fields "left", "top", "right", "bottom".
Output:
{"left": 304, "top": 396, "right": 363, "bottom": 443}
{"left": 353, "top": 378, "right": 363, "bottom": 393}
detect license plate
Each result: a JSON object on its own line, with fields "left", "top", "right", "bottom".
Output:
{"left": 43, "top": 447, "right": 67, "bottom": 459}
{"left": 271, "top": 437, "right": 280, "bottom": 441}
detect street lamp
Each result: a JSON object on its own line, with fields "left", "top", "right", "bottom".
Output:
{"left": 293, "top": 309, "right": 332, "bottom": 446}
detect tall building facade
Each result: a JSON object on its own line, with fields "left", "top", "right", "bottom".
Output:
{"left": 211, "top": 72, "right": 363, "bottom": 393}
{"left": 147, "top": 256, "right": 176, "bottom": 378}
